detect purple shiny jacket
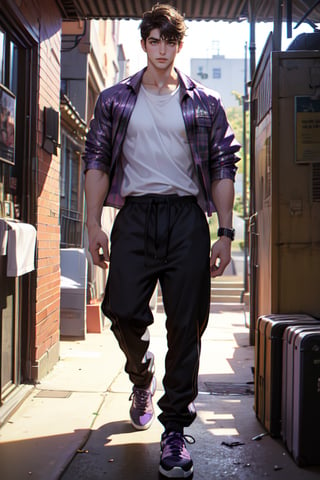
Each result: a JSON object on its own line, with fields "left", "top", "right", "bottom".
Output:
{"left": 83, "top": 67, "right": 240, "bottom": 216}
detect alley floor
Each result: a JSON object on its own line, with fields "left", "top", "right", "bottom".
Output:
{"left": 1, "top": 303, "right": 320, "bottom": 479}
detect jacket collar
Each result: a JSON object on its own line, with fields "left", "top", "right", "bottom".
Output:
{"left": 123, "top": 68, "right": 146, "bottom": 93}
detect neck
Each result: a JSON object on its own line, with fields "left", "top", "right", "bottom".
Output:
{"left": 142, "top": 65, "right": 179, "bottom": 95}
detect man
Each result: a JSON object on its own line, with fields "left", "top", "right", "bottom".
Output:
{"left": 83, "top": 4, "right": 240, "bottom": 478}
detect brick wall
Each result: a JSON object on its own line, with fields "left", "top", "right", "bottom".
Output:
{"left": 18, "top": 0, "right": 62, "bottom": 378}
{"left": 36, "top": 4, "right": 62, "bottom": 376}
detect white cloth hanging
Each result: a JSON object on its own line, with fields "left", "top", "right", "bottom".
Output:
{"left": 6, "top": 220, "right": 37, "bottom": 276}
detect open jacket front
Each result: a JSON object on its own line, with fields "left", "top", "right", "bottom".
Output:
{"left": 83, "top": 67, "right": 241, "bottom": 216}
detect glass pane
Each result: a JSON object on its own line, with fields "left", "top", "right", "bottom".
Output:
{"left": 60, "top": 134, "right": 66, "bottom": 199}
{"left": 9, "top": 41, "right": 18, "bottom": 95}
{"left": 71, "top": 153, "right": 79, "bottom": 211}
{"left": 0, "top": 29, "right": 4, "bottom": 84}
{"left": 0, "top": 256, "right": 16, "bottom": 393}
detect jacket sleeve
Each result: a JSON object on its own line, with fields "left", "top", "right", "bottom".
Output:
{"left": 209, "top": 96, "right": 241, "bottom": 182}
{"left": 83, "top": 91, "right": 113, "bottom": 175}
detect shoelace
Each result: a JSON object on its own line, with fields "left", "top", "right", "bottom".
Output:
{"left": 129, "top": 388, "right": 151, "bottom": 413}
{"left": 162, "top": 432, "right": 195, "bottom": 458}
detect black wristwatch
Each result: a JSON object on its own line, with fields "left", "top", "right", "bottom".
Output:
{"left": 217, "top": 227, "right": 235, "bottom": 241}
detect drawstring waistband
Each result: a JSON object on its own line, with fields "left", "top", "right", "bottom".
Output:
{"left": 125, "top": 194, "right": 196, "bottom": 205}
{"left": 125, "top": 195, "right": 196, "bottom": 264}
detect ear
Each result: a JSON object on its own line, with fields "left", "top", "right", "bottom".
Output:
{"left": 141, "top": 38, "right": 147, "bottom": 53}
{"left": 177, "top": 41, "right": 184, "bottom": 53}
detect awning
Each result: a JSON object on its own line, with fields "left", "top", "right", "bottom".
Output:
{"left": 55, "top": 0, "right": 320, "bottom": 24}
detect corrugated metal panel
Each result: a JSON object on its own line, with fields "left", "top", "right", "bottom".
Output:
{"left": 56, "top": 0, "right": 320, "bottom": 22}
{"left": 56, "top": 0, "right": 247, "bottom": 20}
{"left": 253, "top": 0, "right": 320, "bottom": 22}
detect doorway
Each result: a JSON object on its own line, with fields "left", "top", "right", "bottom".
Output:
{"left": 0, "top": 19, "right": 35, "bottom": 406}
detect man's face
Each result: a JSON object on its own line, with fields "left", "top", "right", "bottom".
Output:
{"left": 141, "top": 28, "right": 183, "bottom": 70}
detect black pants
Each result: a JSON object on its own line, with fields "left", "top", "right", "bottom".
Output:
{"left": 102, "top": 194, "right": 210, "bottom": 429}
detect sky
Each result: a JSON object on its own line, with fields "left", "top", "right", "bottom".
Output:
{"left": 119, "top": 19, "right": 314, "bottom": 75}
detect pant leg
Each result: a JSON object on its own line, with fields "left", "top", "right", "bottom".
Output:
{"left": 102, "top": 201, "right": 158, "bottom": 387}
{"left": 102, "top": 195, "right": 210, "bottom": 424}
{"left": 157, "top": 200, "right": 211, "bottom": 429}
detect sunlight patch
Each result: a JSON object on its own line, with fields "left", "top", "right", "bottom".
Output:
{"left": 209, "top": 428, "right": 239, "bottom": 436}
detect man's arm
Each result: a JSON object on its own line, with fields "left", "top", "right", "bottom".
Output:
{"left": 85, "top": 169, "right": 110, "bottom": 269}
{"left": 210, "top": 178, "right": 234, "bottom": 277}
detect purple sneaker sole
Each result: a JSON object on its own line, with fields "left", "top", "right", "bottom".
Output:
{"left": 159, "top": 464, "right": 193, "bottom": 478}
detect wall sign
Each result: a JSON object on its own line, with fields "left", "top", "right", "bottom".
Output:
{"left": 295, "top": 96, "right": 320, "bottom": 164}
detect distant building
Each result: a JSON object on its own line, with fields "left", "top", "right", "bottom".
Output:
{"left": 190, "top": 55, "right": 248, "bottom": 109}
{"left": 60, "top": 18, "right": 128, "bottom": 331}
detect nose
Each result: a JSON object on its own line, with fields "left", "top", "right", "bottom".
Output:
{"left": 159, "top": 40, "right": 167, "bottom": 55}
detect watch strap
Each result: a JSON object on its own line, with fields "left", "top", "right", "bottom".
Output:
{"left": 217, "top": 227, "right": 235, "bottom": 241}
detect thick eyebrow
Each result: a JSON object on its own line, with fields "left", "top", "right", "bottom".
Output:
{"left": 147, "top": 36, "right": 177, "bottom": 43}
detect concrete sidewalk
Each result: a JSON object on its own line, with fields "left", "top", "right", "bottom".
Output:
{"left": 1, "top": 305, "right": 320, "bottom": 479}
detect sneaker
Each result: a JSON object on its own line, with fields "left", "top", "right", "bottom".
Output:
{"left": 159, "top": 431, "right": 195, "bottom": 478}
{"left": 129, "top": 376, "right": 156, "bottom": 430}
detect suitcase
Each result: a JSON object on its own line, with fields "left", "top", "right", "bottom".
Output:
{"left": 282, "top": 324, "right": 320, "bottom": 448}
{"left": 290, "top": 329, "right": 320, "bottom": 466}
{"left": 254, "top": 314, "right": 316, "bottom": 437}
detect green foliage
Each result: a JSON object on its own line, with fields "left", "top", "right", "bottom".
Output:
{"left": 208, "top": 215, "right": 218, "bottom": 241}
{"left": 231, "top": 90, "right": 242, "bottom": 106}
{"left": 226, "top": 101, "right": 250, "bottom": 179}
{"left": 233, "top": 194, "right": 244, "bottom": 217}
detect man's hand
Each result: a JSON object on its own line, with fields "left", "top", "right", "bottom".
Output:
{"left": 87, "top": 223, "right": 110, "bottom": 269}
{"left": 85, "top": 169, "right": 110, "bottom": 269}
{"left": 210, "top": 236, "right": 232, "bottom": 277}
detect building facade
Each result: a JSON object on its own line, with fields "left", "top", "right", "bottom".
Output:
{"left": 190, "top": 55, "right": 247, "bottom": 109}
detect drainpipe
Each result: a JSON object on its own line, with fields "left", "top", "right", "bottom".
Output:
{"left": 247, "top": 0, "right": 257, "bottom": 344}
{"left": 248, "top": 0, "right": 256, "bottom": 80}
{"left": 273, "top": 0, "right": 283, "bottom": 51}
{"left": 241, "top": 41, "right": 249, "bottom": 312}
{"left": 287, "top": 0, "right": 293, "bottom": 39}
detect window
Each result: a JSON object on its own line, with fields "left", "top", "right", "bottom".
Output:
{"left": 0, "top": 29, "right": 4, "bottom": 84}
{"left": 196, "top": 65, "right": 208, "bottom": 80}
{"left": 61, "top": 79, "right": 68, "bottom": 97}
{"left": 9, "top": 41, "right": 18, "bottom": 94}
{"left": 60, "top": 134, "right": 66, "bottom": 197}
{"left": 0, "top": 31, "right": 21, "bottom": 220}
{"left": 213, "top": 68, "right": 221, "bottom": 79}
{"left": 60, "top": 133, "right": 84, "bottom": 248}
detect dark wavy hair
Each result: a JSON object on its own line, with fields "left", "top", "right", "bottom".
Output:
{"left": 140, "top": 3, "right": 187, "bottom": 44}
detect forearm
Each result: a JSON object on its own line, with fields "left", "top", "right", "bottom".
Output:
{"left": 210, "top": 178, "right": 234, "bottom": 277}
{"left": 85, "top": 169, "right": 110, "bottom": 229}
{"left": 211, "top": 178, "right": 234, "bottom": 228}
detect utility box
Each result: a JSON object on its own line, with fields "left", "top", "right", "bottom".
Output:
{"left": 250, "top": 35, "right": 320, "bottom": 331}
{"left": 60, "top": 248, "right": 88, "bottom": 338}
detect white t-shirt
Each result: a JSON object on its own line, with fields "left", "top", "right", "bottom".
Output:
{"left": 120, "top": 85, "right": 200, "bottom": 197}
